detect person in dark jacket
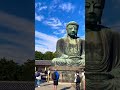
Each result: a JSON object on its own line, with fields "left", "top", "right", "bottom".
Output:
{"left": 75, "top": 71, "right": 81, "bottom": 90}
{"left": 52, "top": 69, "right": 59, "bottom": 90}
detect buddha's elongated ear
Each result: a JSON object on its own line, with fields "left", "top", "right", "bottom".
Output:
{"left": 98, "top": 0, "right": 106, "bottom": 25}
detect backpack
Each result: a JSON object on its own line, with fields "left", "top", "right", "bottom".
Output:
{"left": 52, "top": 71, "right": 59, "bottom": 80}
{"left": 52, "top": 72, "right": 56, "bottom": 80}
{"left": 55, "top": 71, "right": 59, "bottom": 80}
{"left": 76, "top": 75, "right": 81, "bottom": 83}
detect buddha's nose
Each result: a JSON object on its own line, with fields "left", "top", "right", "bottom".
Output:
{"left": 71, "top": 27, "right": 75, "bottom": 31}
{"left": 88, "top": 5, "right": 94, "bottom": 13}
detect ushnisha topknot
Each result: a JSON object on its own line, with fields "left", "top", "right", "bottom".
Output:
{"left": 66, "top": 21, "right": 79, "bottom": 29}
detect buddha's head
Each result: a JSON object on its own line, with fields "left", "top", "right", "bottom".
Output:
{"left": 86, "top": 0, "right": 105, "bottom": 25}
{"left": 66, "top": 21, "right": 79, "bottom": 38}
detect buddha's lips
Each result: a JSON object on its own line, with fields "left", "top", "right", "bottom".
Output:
{"left": 87, "top": 13, "right": 97, "bottom": 18}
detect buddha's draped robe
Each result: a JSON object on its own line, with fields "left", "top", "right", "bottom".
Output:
{"left": 86, "top": 25, "right": 120, "bottom": 90}
{"left": 52, "top": 37, "right": 85, "bottom": 66}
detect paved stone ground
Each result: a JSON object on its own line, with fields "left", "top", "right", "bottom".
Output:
{"left": 35, "top": 81, "right": 76, "bottom": 90}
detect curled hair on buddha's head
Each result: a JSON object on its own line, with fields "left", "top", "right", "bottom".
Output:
{"left": 66, "top": 21, "right": 79, "bottom": 30}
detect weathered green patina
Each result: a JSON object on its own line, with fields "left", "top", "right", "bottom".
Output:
{"left": 52, "top": 21, "right": 85, "bottom": 66}
{"left": 85, "top": 0, "right": 120, "bottom": 90}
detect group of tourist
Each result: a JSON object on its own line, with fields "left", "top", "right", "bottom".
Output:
{"left": 51, "top": 69, "right": 85, "bottom": 90}
{"left": 35, "top": 68, "right": 85, "bottom": 90}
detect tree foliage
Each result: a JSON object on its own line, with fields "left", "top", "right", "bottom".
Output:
{"left": 0, "top": 57, "right": 34, "bottom": 81}
{"left": 0, "top": 51, "right": 56, "bottom": 81}
{"left": 35, "top": 51, "right": 43, "bottom": 60}
{"left": 43, "top": 51, "right": 55, "bottom": 60}
{"left": 35, "top": 51, "right": 56, "bottom": 60}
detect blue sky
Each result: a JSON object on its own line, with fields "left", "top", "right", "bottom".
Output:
{"left": 102, "top": 0, "right": 120, "bottom": 28}
{"left": 0, "top": 0, "right": 34, "bottom": 64}
{"left": 0, "top": 0, "right": 120, "bottom": 63}
{"left": 35, "top": 0, "right": 85, "bottom": 53}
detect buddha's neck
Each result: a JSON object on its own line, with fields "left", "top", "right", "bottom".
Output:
{"left": 86, "top": 24, "right": 102, "bottom": 32}
{"left": 67, "top": 36, "right": 78, "bottom": 44}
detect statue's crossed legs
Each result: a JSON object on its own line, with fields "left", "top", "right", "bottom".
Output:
{"left": 52, "top": 58, "right": 85, "bottom": 66}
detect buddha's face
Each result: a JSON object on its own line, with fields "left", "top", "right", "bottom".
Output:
{"left": 67, "top": 24, "right": 78, "bottom": 38}
{"left": 85, "top": 0, "right": 104, "bottom": 24}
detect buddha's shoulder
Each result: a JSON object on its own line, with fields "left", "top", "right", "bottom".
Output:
{"left": 57, "top": 38, "right": 66, "bottom": 43}
{"left": 57, "top": 37, "right": 85, "bottom": 43}
{"left": 101, "top": 26, "right": 120, "bottom": 37}
{"left": 100, "top": 25, "right": 110, "bottom": 31}
{"left": 100, "top": 25, "right": 114, "bottom": 34}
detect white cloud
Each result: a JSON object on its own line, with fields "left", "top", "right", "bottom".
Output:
{"left": 0, "top": 11, "right": 34, "bottom": 64}
{"left": 35, "top": 2, "right": 47, "bottom": 11}
{"left": 39, "top": 6, "right": 47, "bottom": 11}
{"left": 43, "top": 17, "right": 62, "bottom": 29}
{"left": 53, "top": 31, "right": 60, "bottom": 35}
{"left": 48, "top": 0, "right": 60, "bottom": 11}
{"left": 35, "top": 13, "right": 44, "bottom": 21}
{"left": 0, "top": 44, "right": 34, "bottom": 64}
{"left": 0, "top": 11, "right": 34, "bottom": 34}
{"left": 59, "top": 29, "right": 66, "bottom": 34}
{"left": 53, "top": 29, "right": 66, "bottom": 35}
{"left": 59, "top": 3, "right": 75, "bottom": 12}
{"left": 35, "top": 2, "right": 47, "bottom": 22}
{"left": 35, "top": 45, "right": 50, "bottom": 53}
{"left": 35, "top": 31, "right": 59, "bottom": 53}
{"left": 43, "top": 18, "right": 67, "bottom": 35}
{"left": 35, "top": 2, "right": 41, "bottom": 8}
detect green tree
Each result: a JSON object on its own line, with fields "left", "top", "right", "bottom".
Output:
{"left": 35, "top": 51, "right": 43, "bottom": 60}
{"left": 0, "top": 58, "right": 35, "bottom": 81}
{"left": 53, "top": 51, "right": 57, "bottom": 58}
{"left": 43, "top": 51, "right": 55, "bottom": 60}
{"left": 0, "top": 57, "right": 19, "bottom": 81}
{"left": 21, "top": 59, "right": 34, "bottom": 81}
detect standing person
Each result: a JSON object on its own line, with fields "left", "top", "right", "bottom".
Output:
{"left": 47, "top": 69, "right": 50, "bottom": 83}
{"left": 35, "top": 71, "right": 37, "bottom": 87}
{"left": 45, "top": 69, "right": 48, "bottom": 82}
{"left": 52, "top": 69, "right": 59, "bottom": 90}
{"left": 81, "top": 71, "right": 85, "bottom": 90}
{"left": 35, "top": 70, "right": 41, "bottom": 87}
{"left": 74, "top": 71, "right": 81, "bottom": 90}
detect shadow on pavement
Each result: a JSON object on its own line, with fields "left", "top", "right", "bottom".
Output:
{"left": 60, "top": 86, "right": 72, "bottom": 90}
{"left": 42, "top": 83, "right": 53, "bottom": 86}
